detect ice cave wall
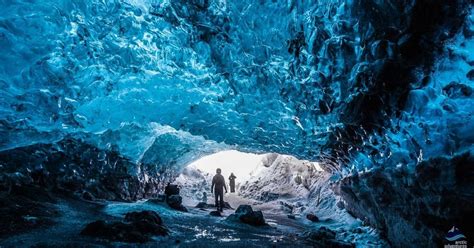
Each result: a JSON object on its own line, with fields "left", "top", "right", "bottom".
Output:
{"left": 1, "top": 0, "right": 473, "bottom": 246}
{"left": 1, "top": 0, "right": 472, "bottom": 173}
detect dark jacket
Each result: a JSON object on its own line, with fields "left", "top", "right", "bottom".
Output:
{"left": 212, "top": 174, "right": 227, "bottom": 192}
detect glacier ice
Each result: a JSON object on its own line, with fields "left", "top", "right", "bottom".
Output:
{"left": 1, "top": 0, "right": 472, "bottom": 173}
{"left": 1, "top": 0, "right": 473, "bottom": 246}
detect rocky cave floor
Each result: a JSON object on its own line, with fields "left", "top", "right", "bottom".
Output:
{"left": 0, "top": 191, "right": 386, "bottom": 247}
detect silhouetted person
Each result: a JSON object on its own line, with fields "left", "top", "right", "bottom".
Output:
{"left": 202, "top": 191, "right": 207, "bottom": 203}
{"left": 229, "top": 173, "right": 237, "bottom": 193}
{"left": 211, "top": 168, "right": 227, "bottom": 212}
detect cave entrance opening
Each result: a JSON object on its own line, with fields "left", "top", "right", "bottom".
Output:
{"left": 172, "top": 150, "right": 325, "bottom": 212}
{"left": 173, "top": 150, "right": 264, "bottom": 207}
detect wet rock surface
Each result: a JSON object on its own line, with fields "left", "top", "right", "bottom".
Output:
{"left": 81, "top": 210, "right": 168, "bottom": 243}
{"left": 147, "top": 194, "right": 166, "bottom": 204}
{"left": 0, "top": 184, "right": 58, "bottom": 238}
{"left": 443, "top": 81, "right": 473, "bottom": 98}
{"left": 306, "top": 213, "right": 319, "bottom": 222}
{"left": 0, "top": 138, "right": 169, "bottom": 238}
{"left": 124, "top": 210, "right": 164, "bottom": 226}
{"left": 0, "top": 138, "right": 164, "bottom": 202}
{"left": 227, "top": 205, "right": 266, "bottom": 226}
{"left": 304, "top": 227, "right": 355, "bottom": 248}
{"left": 337, "top": 152, "right": 474, "bottom": 247}
{"left": 166, "top": 195, "right": 188, "bottom": 212}
{"left": 195, "top": 201, "right": 233, "bottom": 210}
{"left": 209, "top": 210, "right": 222, "bottom": 217}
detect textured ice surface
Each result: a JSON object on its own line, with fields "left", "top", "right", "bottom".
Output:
{"left": 1, "top": 0, "right": 472, "bottom": 175}
{"left": 1, "top": 1, "right": 473, "bottom": 246}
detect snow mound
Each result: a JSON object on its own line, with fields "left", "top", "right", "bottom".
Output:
{"left": 239, "top": 154, "right": 321, "bottom": 201}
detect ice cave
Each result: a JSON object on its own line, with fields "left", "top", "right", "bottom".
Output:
{"left": 0, "top": 0, "right": 473, "bottom": 247}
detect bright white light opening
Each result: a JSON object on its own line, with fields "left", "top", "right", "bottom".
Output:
{"left": 185, "top": 150, "right": 324, "bottom": 180}
{"left": 186, "top": 150, "right": 265, "bottom": 182}
{"left": 174, "top": 150, "right": 325, "bottom": 206}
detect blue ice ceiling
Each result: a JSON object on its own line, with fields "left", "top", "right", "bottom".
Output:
{"left": 1, "top": 0, "right": 473, "bottom": 173}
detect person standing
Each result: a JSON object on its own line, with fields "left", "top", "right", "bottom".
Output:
{"left": 229, "top": 173, "right": 237, "bottom": 193}
{"left": 211, "top": 168, "right": 227, "bottom": 212}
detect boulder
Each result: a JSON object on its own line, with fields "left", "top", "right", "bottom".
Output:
{"left": 304, "top": 227, "right": 355, "bottom": 248}
{"left": 227, "top": 205, "right": 266, "bottom": 226}
{"left": 80, "top": 210, "right": 168, "bottom": 243}
{"left": 167, "top": 195, "right": 182, "bottom": 206}
{"left": 307, "top": 227, "right": 336, "bottom": 240}
{"left": 259, "top": 192, "right": 279, "bottom": 202}
{"left": 166, "top": 195, "right": 187, "bottom": 212}
{"left": 81, "top": 220, "right": 149, "bottom": 243}
{"left": 280, "top": 201, "right": 295, "bottom": 213}
{"left": 209, "top": 211, "right": 222, "bottom": 217}
{"left": 240, "top": 211, "right": 265, "bottom": 226}
{"left": 235, "top": 205, "right": 253, "bottom": 215}
{"left": 466, "top": 69, "right": 474, "bottom": 81}
{"left": 306, "top": 213, "right": 319, "bottom": 222}
{"left": 442, "top": 81, "right": 472, "bottom": 98}
{"left": 81, "top": 191, "right": 95, "bottom": 201}
{"left": 125, "top": 210, "right": 163, "bottom": 226}
{"left": 164, "top": 184, "right": 180, "bottom": 197}
{"left": 287, "top": 214, "right": 296, "bottom": 219}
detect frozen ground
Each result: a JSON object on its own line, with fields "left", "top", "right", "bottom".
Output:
{"left": 0, "top": 187, "right": 386, "bottom": 247}
{"left": 173, "top": 153, "right": 387, "bottom": 247}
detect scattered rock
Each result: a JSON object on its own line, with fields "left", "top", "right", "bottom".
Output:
{"left": 195, "top": 202, "right": 211, "bottom": 209}
{"left": 81, "top": 220, "right": 148, "bottom": 243}
{"left": 227, "top": 205, "right": 266, "bottom": 226}
{"left": 166, "top": 195, "right": 187, "bottom": 212}
{"left": 305, "top": 227, "right": 354, "bottom": 248}
{"left": 195, "top": 201, "right": 233, "bottom": 210}
{"left": 164, "top": 184, "right": 180, "bottom": 197}
{"left": 81, "top": 210, "right": 168, "bottom": 243}
{"left": 147, "top": 194, "right": 166, "bottom": 204}
{"left": 279, "top": 201, "right": 294, "bottom": 213}
{"left": 0, "top": 184, "right": 57, "bottom": 237}
{"left": 124, "top": 210, "right": 163, "bottom": 226}
{"left": 287, "top": 214, "right": 296, "bottom": 219}
{"left": 306, "top": 213, "right": 319, "bottom": 222}
{"left": 166, "top": 194, "right": 182, "bottom": 206}
{"left": 307, "top": 227, "right": 336, "bottom": 240}
{"left": 442, "top": 81, "right": 472, "bottom": 98}
{"left": 235, "top": 205, "right": 253, "bottom": 215}
{"left": 209, "top": 211, "right": 222, "bottom": 217}
{"left": 82, "top": 191, "right": 95, "bottom": 201}
{"left": 240, "top": 211, "right": 265, "bottom": 226}
{"left": 259, "top": 192, "right": 279, "bottom": 202}
{"left": 336, "top": 200, "right": 345, "bottom": 210}
{"left": 466, "top": 69, "right": 474, "bottom": 80}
